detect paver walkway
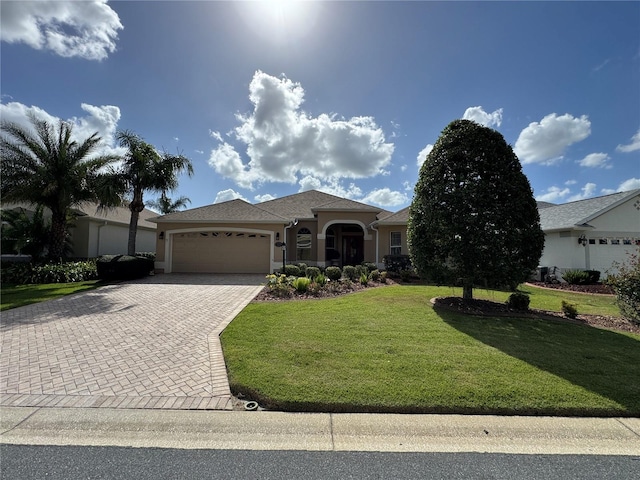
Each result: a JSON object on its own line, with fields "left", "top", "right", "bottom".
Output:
{"left": 0, "top": 274, "right": 264, "bottom": 410}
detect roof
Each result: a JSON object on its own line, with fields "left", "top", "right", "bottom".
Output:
{"left": 150, "top": 199, "right": 288, "bottom": 224}
{"left": 258, "top": 190, "right": 385, "bottom": 219}
{"left": 1, "top": 202, "right": 157, "bottom": 230}
{"left": 376, "top": 206, "right": 410, "bottom": 225}
{"left": 536, "top": 201, "right": 556, "bottom": 209}
{"left": 153, "top": 190, "right": 387, "bottom": 224}
{"left": 538, "top": 189, "right": 640, "bottom": 231}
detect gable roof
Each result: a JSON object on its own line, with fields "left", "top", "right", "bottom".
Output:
{"left": 538, "top": 189, "right": 640, "bottom": 231}
{"left": 151, "top": 198, "right": 288, "bottom": 224}
{"left": 257, "top": 190, "right": 385, "bottom": 219}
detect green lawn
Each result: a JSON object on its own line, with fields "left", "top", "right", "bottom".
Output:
{"left": 221, "top": 284, "right": 639, "bottom": 416}
{"left": 1, "top": 281, "right": 103, "bottom": 311}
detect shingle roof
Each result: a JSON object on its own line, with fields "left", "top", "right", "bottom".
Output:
{"left": 73, "top": 202, "right": 158, "bottom": 229}
{"left": 151, "top": 199, "right": 288, "bottom": 223}
{"left": 538, "top": 189, "right": 640, "bottom": 231}
{"left": 376, "top": 206, "right": 410, "bottom": 225}
{"left": 257, "top": 190, "right": 385, "bottom": 219}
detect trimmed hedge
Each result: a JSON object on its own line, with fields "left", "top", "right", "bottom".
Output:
{"left": 1, "top": 260, "right": 98, "bottom": 285}
{"left": 383, "top": 255, "right": 412, "bottom": 273}
{"left": 96, "top": 255, "right": 154, "bottom": 281}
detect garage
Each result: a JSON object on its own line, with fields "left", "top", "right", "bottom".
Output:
{"left": 171, "top": 231, "right": 271, "bottom": 273}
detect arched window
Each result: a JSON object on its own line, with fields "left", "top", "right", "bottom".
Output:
{"left": 296, "top": 227, "right": 312, "bottom": 261}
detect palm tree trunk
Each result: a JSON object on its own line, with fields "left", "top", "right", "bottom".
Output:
{"left": 49, "top": 211, "right": 67, "bottom": 261}
{"left": 128, "top": 191, "right": 144, "bottom": 256}
{"left": 462, "top": 281, "right": 473, "bottom": 300}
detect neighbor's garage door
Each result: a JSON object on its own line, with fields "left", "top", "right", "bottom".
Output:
{"left": 172, "top": 231, "right": 270, "bottom": 273}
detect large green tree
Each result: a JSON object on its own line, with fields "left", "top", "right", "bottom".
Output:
{"left": 408, "top": 119, "right": 544, "bottom": 300}
{"left": 116, "top": 130, "right": 193, "bottom": 255}
{"left": 147, "top": 191, "right": 191, "bottom": 214}
{"left": 1, "top": 114, "right": 121, "bottom": 260}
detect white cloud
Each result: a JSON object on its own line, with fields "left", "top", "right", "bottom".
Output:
{"left": 0, "top": 101, "right": 124, "bottom": 157}
{"left": 361, "top": 188, "right": 409, "bottom": 208}
{"left": 578, "top": 152, "right": 612, "bottom": 169}
{"left": 616, "top": 128, "right": 640, "bottom": 153}
{"left": 0, "top": 0, "right": 122, "bottom": 60}
{"left": 416, "top": 144, "right": 433, "bottom": 167}
{"left": 403, "top": 181, "right": 414, "bottom": 192}
{"left": 298, "top": 176, "right": 363, "bottom": 199}
{"left": 565, "top": 179, "right": 577, "bottom": 185}
{"left": 462, "top": 106, "right": 503, "bottom": 128}
{"left": 208, "top": 71, "right": 394, "bottom": 189}
{"left": 214, "top": 189, "right": 248, "bottom": 204}
{"left": 618, "top": 178, "right": 640, "bottom": 191}
{"left": 568, "top": 183, "right": 597, "bottom": 202}
{"left": 515, "top": 113, "right": 591, "bottom": 165}
{"left": 255, "top": 193, "right": 276, "bottom": 203}
{"left": 194, "top": 149, "right": 204, "bottom": 155}
{"left": 209, "top": 130, "right": 223, "bottom": 142}
{"left": 535, "top": 186, "right": 571, "bottom": 202}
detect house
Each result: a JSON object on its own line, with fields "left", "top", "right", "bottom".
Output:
{"left": 150, "top": 188, "right": 640, "bottom": 276}
{"left": 151, "top": 190, "right": 395, "bottom": 274}
{"left": 537, "top": 189, "right": 640, "bottom": 275}
{"left": 1, "top": 202, "right": 157, "bottom": 258}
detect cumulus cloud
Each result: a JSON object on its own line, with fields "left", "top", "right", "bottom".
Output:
{"left": 618, "top": 178, "right": 640, "bottom": 191}
{"left": 361, "top": 188, "right": 409, "bottom": 208}
{"left": 515, "top": 113, "right": 591, "bottom": 165}
{"left": 535, "top": 186, "right": 571, "bottom": 203}
{"left": 214, "top": 189, "right": 248, "bottom": 204}
{"left": 568, "top": 183, "right": 597, "bottom": 202}
{"left": 0, "top": 101, "right": 124, "bottom": 157}
{"left": 208, "top": 71, "right": 394, "bottom": 190}
{"left": 0, "top": 0, "right": 123, "bottom": 60}
{"left": 255, "top": 193, "right": 276, "bottom": 203}
{"left": 616, "top": 128, "right": 640, "bottom": 153}
{"left": 416, "top": 144, "right": 433, "bottom": 167}
{"left": 462, "top": 106, "right": 503, "bottom": 128}
{"left": 298, "top": 176, "right": 363, "bottom": 199}
{"left": 578, "top": 152, "right": 612, "bottom": 169}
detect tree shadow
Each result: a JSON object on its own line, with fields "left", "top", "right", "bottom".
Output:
{"left": 435, "top": 305, "right": 640, "bottom": 415}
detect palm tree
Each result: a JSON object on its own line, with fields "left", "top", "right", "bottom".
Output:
{"left": 1, "top": 114, "right": 122, "bottom": 260}
{"left": 116, "top": 130, "right": 193, "bottom": 255}
{"left": 147, "top": 192, "right": 191, "bottom": 214}
{"left": 0, "top": 206, "right": 51, "bottom": 258}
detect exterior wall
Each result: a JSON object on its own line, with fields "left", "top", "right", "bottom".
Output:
{"left": 71, "top": 219, "right": 156, "bottom": 258}
{"left": 155, "top": 222, "right": 285, "bottom": 273}
{"left": 376, "top": 225, "right": 409, "bottom": 266}
{"left": 315, "top": 211, "right": 378, "bottom": 267}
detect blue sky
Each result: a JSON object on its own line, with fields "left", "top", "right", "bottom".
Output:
{"left": 2, "top": 1, "right": 639, "bottom": 211}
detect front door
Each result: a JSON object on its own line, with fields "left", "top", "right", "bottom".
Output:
{"left": 342, "top": 235, "right": 364, "bottom": 266}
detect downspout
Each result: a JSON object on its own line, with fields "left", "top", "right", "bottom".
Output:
{"left": 370, "top": 221, "right": 380, "bottom": 268}
{"left": 283, "top": 219, "right": 298, "bottom": 267}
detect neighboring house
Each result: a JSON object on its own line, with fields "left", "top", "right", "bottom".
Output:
{"left": 1, "top": 202, "right": 157, "bottom": 258}
{"left": 150, "top": 189, "right": 640, "bottom": 276}
{"left": 537, "top": 189, "right": 640, "bottom": 275}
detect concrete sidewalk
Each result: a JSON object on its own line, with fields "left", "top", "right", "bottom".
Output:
{"left": 1, "top": 407, "right": 639, "bottom": 455}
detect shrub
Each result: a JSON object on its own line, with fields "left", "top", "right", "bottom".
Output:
{"left": 369, "top": 269, "right": 381, "bottom": 282}
{"left": 606, "top": 249, "right": 640, "bottom": 325}
{"left": 561, "top": 300, "right": 578, "bottom": 319}
{"left": 265, "top": 274, "right": 292, "bottom": 298}
{"left": 506, "top": 292, "right": 530, "bottom": 311}
{"left": 305, "top": 266, "right": 321, "bottom": 280}
{"left": 283, "top": 264, "right": 301, "bottom": 277}
{"left": 292, "top": 276, "right": 311, "bottom": 293}
{"left": 325, "top": 266, "right": 342, "bottom": 281}
{"left": 342, "top": 265, "right": 357, "bottom": 281}
{"left": 379, "top": 271, "right": 388, "bottom": 283}
{"left": 355, "top": 264, "right": 368, "bottom": 278}
{"left": 359, "top": 273, "right": 369, "bottom": 286}
{"left": 296, "top": 263, "right": 308, "bottom": 273}
{"left": 1, "top": 260, "right": 98, "bottom": 285}
{"left": 96, "top": 255, "right": 154, "bottom": 281}
{"left": 383, "top": 254, "right": 412, "bottom": 273}
{"left": 362, "top": 262, "right": 377, "bottom": 273}
{"left": 314, "top": 273, "right": 327, "bottom": 286}
{"left": 585, "top": 270, "right": 601, "bottom": 284}
{"left": 135, "top": 252, "right": 156, "bottom": 262}
{"left": 562, "top": 269, "right": 590, "bottom": 285}
{"left": 400, "top": 269, "right": 413, "bottom": 282}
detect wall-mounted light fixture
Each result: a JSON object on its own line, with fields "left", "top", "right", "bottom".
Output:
{"left": 276, "top": 232, "right": 280, "bottom": 241}
{"left": 159, "top": 231, "right": 165, "bottom": 240}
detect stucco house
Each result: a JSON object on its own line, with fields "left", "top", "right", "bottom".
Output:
{"left": 151, "top": 188, "right": 640, "bottom": 276}
{"left": 537, "top": 189, "right": 640, "bottom": 275}
{"left": 1, "top": 202, "right": 157, "bottom": 258}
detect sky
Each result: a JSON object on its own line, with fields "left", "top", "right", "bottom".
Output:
{"left": 1, "top": 0, "right": 639, "bottom": 212}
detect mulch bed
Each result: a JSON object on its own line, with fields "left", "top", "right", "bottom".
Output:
{"left": 432, "top": 296, "right": 640, "bottom": 335}
{"left": 526, "top": 281, "right": 614, "bottom": 295}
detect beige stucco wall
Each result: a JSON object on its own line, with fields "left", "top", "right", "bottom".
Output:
{"left": 376, "top": 225, "right": 409, "bottom": 265}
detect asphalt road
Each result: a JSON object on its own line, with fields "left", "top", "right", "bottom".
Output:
{"left": 2, "top": 445, "right": 639, "bottom": 480}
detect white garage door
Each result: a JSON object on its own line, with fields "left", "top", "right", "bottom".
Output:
{"left": 172, "top": 231, "right": 270, "bottom": 273}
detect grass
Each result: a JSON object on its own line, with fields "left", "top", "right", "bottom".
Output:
{"left": 221, "top": 284, "right": 639, "bottom": 416}
{"left": 1, "top": 281, "right": 103, "bottom": 311}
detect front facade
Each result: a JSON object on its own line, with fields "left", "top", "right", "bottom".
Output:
{"left": 151, "top": 189, "right": 640, "bottom": 276}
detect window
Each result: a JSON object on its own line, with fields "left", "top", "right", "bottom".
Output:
{"left": 390, "top": 231, "right": 402, "bottom": 255}
{"left": 326, "top": 228, "right": 335, "bottom": 249}
{"left": 611, "top": 239, "right": 620, "bottom": 245}
{"left": 599, "top": 238, "right": 608, "bottom": 245}
{"left": 296, "top": 227, "right": 312, "bottom": 261}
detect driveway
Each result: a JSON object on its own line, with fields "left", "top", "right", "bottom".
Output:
{"left": 0, "top": 274, "right": 265, "bottom": 410}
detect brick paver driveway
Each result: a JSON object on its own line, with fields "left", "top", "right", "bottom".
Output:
{"left": 0, "top": 274, "right": 264, "bottom": 410}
